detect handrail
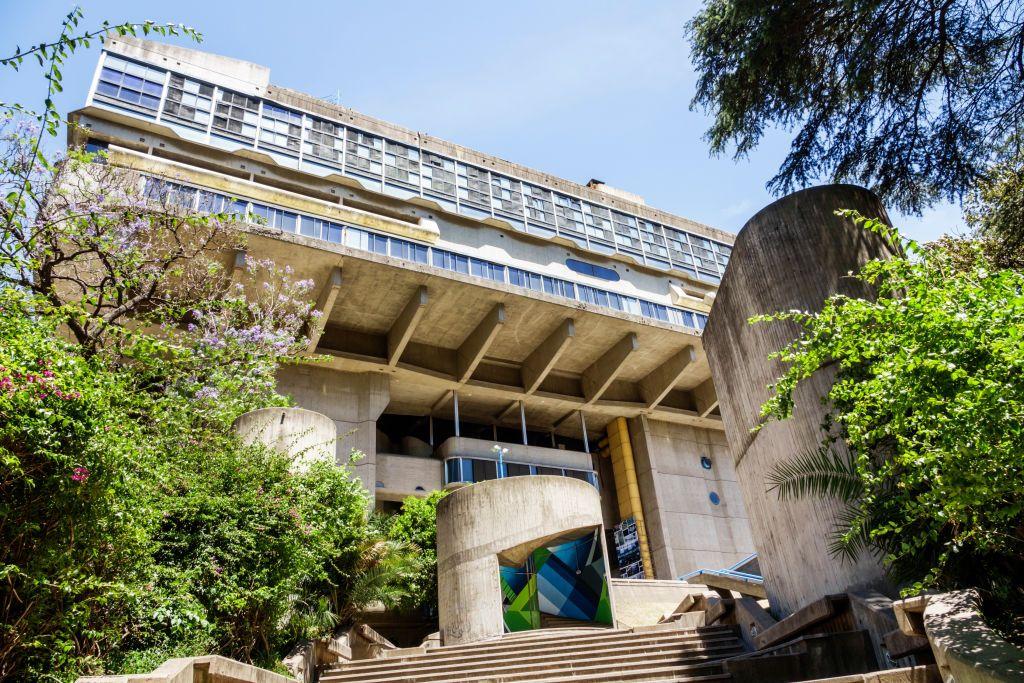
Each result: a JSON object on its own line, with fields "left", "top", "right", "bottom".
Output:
{"left": 678, "top": 567, "right": 764, "bottom": 583}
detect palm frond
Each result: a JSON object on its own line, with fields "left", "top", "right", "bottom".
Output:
{"left": 766, "top": 444, "right": 864, "bottom": 502}
{"left": 827, "top": 500, "right": 876, "bottom": 563}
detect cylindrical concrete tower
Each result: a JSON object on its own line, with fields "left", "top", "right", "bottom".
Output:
{"left": 233, "top": 406, "right": 337, "bottom": 471}
{"left": 436, "top": 476, "right": 610, "bottom": 645}
{"left": 703, "top": 185, "right": 898, "bottom": 617}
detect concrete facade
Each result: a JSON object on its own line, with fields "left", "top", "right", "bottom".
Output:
{"left": 703, "top": 185, "right": 897, "bottom": 617}
{"left": 275, "top": 366, "right": 390, "bottom": 491}
{"left": 69, "top": 35, "right": 757, "bottom": 606}
{"left": 435, "top": 476, "right": 609, "bottom": 644}
{"left": 628, "top": 417, "right": 753, "bottom": 577}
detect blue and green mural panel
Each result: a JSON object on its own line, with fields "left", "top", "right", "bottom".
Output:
{"left": 500, "top": 530, "right": 612, "bottom": 632}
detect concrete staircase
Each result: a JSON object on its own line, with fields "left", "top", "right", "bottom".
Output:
{"left": 319, "top": 623, "right": 746, "bottom": 683}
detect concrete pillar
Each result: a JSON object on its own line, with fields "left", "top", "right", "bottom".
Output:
{"left": 626, "top": 416, "right": 754, "bottom": 579}
{"left": 702, "top": 185, "right": 897, "bottom": 617}
{"left": 275, "top": 365, "right": 390, "bottom": 497}
{"left": 233, "top": 406, "right": 336, "bottom": 471}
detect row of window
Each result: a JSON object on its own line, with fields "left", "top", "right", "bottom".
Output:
{"left": 94, "top": 52, "right": 732, "bottom": 284}
{"left": 444, "top": 457, "right": 599, "bottom": 487}
{"left": 141, "top": 177, "right": 709, "bottom": 331}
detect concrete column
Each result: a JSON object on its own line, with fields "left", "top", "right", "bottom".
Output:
{"left": 627, "top": 416, "right": 754, "bottom": 579}
{"left": 233, "top": 406, "right": 336, "bottom": 471}
{"left": 702, "top": 185, "right": 897, "bottom": 617}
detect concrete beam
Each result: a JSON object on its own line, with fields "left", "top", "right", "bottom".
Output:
{"left": 495, "top": 401, "right": 519, "bottom": 422}
{"left": 521, "top": 318, "right": 575, "bottom": 394}
{"left": 430, "top": 390, "right": 453, "bottom": 415}
{"left": 306, "top": 266, "right": 343, "bottom": 353}
{"left": 387, "top": 285, "right": 428, "bottom": 367}
{"left": 692, "top": 377, "right": 719, "bottom": 417}
{"left": 456, "top": 303, "right": 506, "bottom": 383}
{"left": 581, "top": 332, "right": 639, "bottom": 403}
{"left": 638, "top": 345, "right": 696, "bottom": 409}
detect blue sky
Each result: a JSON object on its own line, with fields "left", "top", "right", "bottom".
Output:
{"left": 0, "top": 0, "right": 965, "bottom": 241}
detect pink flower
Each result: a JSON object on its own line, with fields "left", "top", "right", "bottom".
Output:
{"left": 71, "top": 466, "right": 90, "bottom": 483}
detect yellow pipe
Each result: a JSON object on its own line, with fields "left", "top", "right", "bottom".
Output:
{"left": 606, "top": 416, "right": 654, "bottom": 578}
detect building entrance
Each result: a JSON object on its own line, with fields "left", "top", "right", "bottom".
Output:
{"left": 499, "top": 528, "right": 612, "bottom": 632}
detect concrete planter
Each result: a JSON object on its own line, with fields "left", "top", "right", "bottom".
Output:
{"left": 893, "top": 590, "right": 1024, "bottom": 681}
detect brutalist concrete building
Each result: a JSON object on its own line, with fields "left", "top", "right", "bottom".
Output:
{"left": 69, "top": 35, "right": 755, "bottom": 600}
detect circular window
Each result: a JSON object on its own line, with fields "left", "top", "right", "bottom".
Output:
{"left": 700, "top": 456, "right": 713, "bottom": 470}
{"left": 709, "top": 491, "right": 721, "bottom": 506}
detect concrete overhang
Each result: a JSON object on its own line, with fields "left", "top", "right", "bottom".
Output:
{"left": 235, "top": 226, "right": 723, "bottom": 438}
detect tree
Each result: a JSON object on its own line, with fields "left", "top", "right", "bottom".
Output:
{"left": 0, "top": 11, "right": 411, "bottom": 680}
{"left": 0, "top": 10, "right": 218, "bottom": 354}
{"left": 964, "top": 147, "right": 1024, "bottom": 270}
{"left": 687, "top": 1, "right": 1024, "bottom": 213}
{"left": 759, "top": 212, "right": 1024, "bottom": 641}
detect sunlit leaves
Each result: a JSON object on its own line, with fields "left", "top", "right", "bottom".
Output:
{"left": 758, "top": 213, "right": 1024, "bottom": 635}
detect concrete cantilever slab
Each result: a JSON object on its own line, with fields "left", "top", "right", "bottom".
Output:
{"left": 436, "top": 476, "right": 610, "bottom": 645}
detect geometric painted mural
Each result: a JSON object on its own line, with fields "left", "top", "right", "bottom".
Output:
{"left": 500, "top": 529, "right": 612, "bottom": 632}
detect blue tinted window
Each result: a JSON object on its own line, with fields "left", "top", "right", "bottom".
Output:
{"left": 566, "top": 258, "right": 619, "bottom": 282}
{"left": 300, "top": 216, "right": 320, "bottom": 238}
{"left": 509, "top": 268, "right": 542, "bottom": 291}
{"left": 445, "top": 459, "right": 462, "bottom": 484}
{"left": 278, "top": 210, "right": 297, "bottom": 232}
{"left": 640, "top": 300, "right": 670, "bottom": 322}
{"left": 391, "top": 239, "right": 429, "bottom": 264}
{"left": 578, "top": 285, "right": 610, "bottom": 307}
{"left": 325, "top": 223, "right": 343, "bottom": 243}
{"left": 370, "top": 234, "right": 389, "bottom": 255}
{"left": 95, "top": 55, "right": 165, "bottom": 111}
{"left": 433, "top": 249, "right": 469, "bottom": 274}
{"left": 542, "top": 276, "right": 575, "bottom": 299}
{"left": 470, "top": 258, "right": 505, "bottom": 283}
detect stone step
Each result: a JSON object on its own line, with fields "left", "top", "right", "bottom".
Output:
{"left": 322, "top": 640, "right": 745, "bottom": 682}
{"left": 336, "top": 635, "right": 743, "bottom": 676}
{"left": 334, "top": 630, "right": 739, "bottom": 675}
{"left": 388, "top": 624, "right": 738, "bottom": 661}
{"left": 320, "top": 655, "right": 732, "bottom": 683}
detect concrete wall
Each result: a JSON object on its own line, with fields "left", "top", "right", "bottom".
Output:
{"left": 438, "top": 436, "right": 593, "bottom": 470}
{"left": 435, "top": 476, "right": 608, "bottom": 645}
{"left": 233, "top": 407, "right": 336, "bottom": 471}
{"left": 629, "top": 416, "right": 754, "bottom": 578}
{"left": 702, "top": 185, "right": 897, "bottom": 617}
{"left": 609, "top": 578, "right": 708, "bottom": 628}
{"left": 276, "top": 365, "right": 389, "bottom": 495}
{"left": 375, "top": 453, "right": 443, "bottom": 501}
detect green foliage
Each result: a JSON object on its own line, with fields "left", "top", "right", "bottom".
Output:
{"left": 964, "top": 150, "right": 1024, "bottom": 271}
{"left": 381, "top": 491, "right": 448, "bottom": 615}
{"left": 0, "top": 11, "right": 420, "bottom": 680}
{"left": 687, "top": 1, "right": 1024, "bottom": 213}
{"left": 758, "top": 211, "right": 1024, "bottom": 638}
{"left": 0, "top": 286, "right": 390, "bottom": 680}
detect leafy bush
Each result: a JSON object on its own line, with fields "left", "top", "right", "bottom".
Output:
{"left": 760, "top": 212, "right": 1024, "bottom": 641}
{"left": 382, "top": 491, "right": 447, "bottom": 615}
